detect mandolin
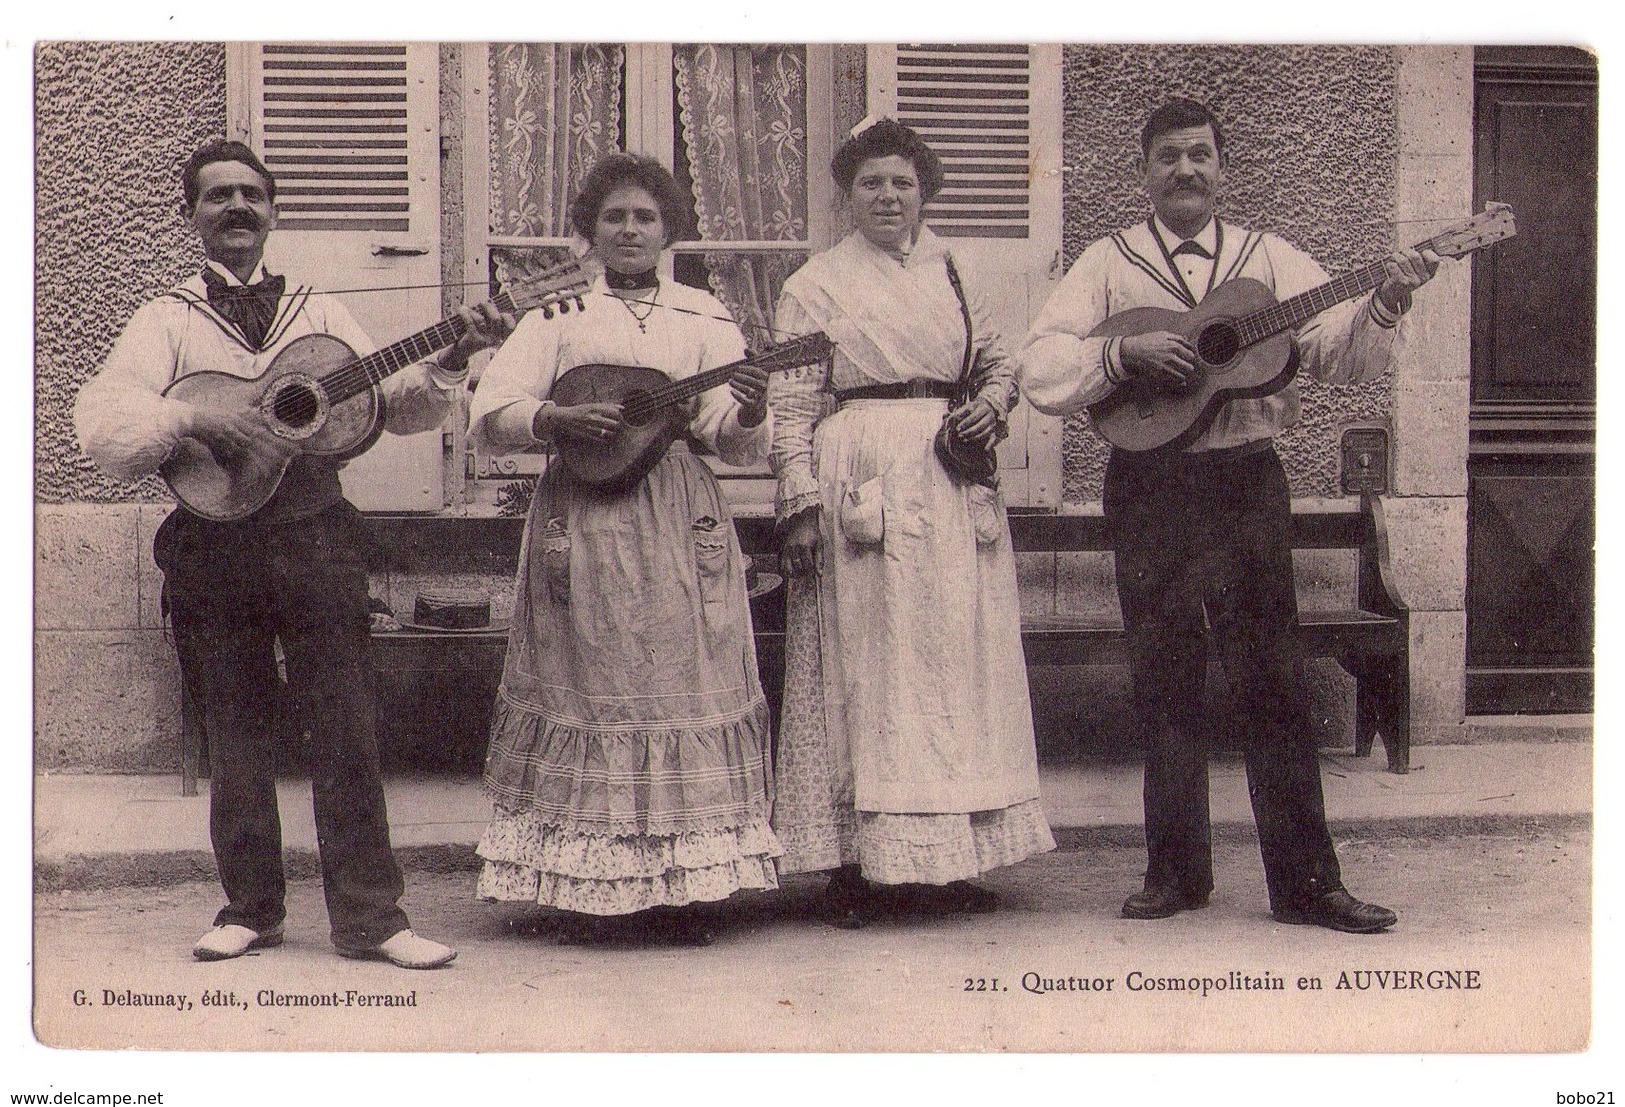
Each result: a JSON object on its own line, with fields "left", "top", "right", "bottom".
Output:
{"left": 549, "top": 331, "right": 835, "bottom": 492}
{"left": 1086, "top": 203, "right": 1517, "bottom": 453}
{"left": 161, "top": 258, "right": 591, "bottom": 520}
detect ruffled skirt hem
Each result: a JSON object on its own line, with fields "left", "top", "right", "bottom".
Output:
{"left": 775, "top": 797, "right": 1055, "bottom": 884}
{"left": 482, "top": 694, "right": 773, "bottom": 838}
{"left": 476, "top": 808, "right": 782, "bottom": 915}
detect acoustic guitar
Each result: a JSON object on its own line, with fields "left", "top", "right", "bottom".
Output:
{"left": 1086, "top": 203, "right": 1517, "bottom": 453}
{"left": 549, "top": 331, "right": 835, "bottom": 492}
{"left": 161, "top": 258, "right": 591, "bottom": 520}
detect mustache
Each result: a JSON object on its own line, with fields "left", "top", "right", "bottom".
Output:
{"left": 221, "top": 213, "right": 262, "bottom": 229}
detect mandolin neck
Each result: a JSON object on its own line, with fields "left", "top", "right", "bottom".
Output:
{"left": 619, "top": 357, "right": 750, "bottom": 420}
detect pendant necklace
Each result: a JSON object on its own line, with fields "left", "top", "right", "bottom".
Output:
{"left": 615, "top": 281, "right": 659, "bottom": 334}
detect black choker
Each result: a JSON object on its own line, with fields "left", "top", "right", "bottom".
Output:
{"left": 604, "top": 267, "right": 658, "bottom": 291}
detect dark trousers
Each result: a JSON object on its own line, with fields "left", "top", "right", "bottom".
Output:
{"left": 1104, "top": 445, "right": 1341, "bottom": 911}
{"left": 156, "top": 503, "right": 408, "bottom": 950}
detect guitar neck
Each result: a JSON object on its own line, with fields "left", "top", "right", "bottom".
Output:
{"left": 1233, "top": 228, "right": 1458, "bottom": 347}
{"left": 320, "top": 289, "right": 520, "bottom": 404}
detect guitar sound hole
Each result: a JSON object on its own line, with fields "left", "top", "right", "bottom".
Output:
{"left": 1196, "top": 322, "right": 1241, "bottom": 367}
{"left": 272, "top": 383, "right": 321, "bottom": 429}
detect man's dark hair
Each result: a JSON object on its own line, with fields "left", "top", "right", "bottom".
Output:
{"left": 1140, "top": 98, "right": 1226, "bottom": 158}
{"left": 181, "top": 140, "right": 277, "bottom": 211}
{"left": 569, "top": 153, "right": 695, "bottom": 243}
{"left": 831, "top": 118, "right": 946, "bottom": 201}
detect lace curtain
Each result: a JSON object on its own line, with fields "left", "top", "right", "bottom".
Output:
{"left": 674, "top": 44, "right": 809, "bottom": 349}
{"left": 489, "top": 44, "right": 624, "bottom": 288}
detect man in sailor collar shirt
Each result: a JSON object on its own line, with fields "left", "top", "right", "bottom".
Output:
{"left": 1020, "top": 98, "right": 1440, "bottom": 934}
{"left": 75, "top": 139, "right": 511, "bottom": 968}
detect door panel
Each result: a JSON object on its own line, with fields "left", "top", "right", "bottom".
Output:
{"left": 1466, "top": 47, "right": 1596, "bottom": 714}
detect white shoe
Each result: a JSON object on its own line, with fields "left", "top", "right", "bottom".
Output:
{"left": 337, "top": 929, "right": 456, "bottom": 969}
{"left": 193, "top": 923, "right": 284, "bottom": 961}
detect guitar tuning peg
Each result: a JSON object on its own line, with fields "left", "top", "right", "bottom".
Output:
{"left": 574, "top": 296, "right": 585, "bottom": 311}
{"left": 558, "top": 300, "right": 572, "bottom": 314}
{"left": 541, "top": 306, "right": 555, "bottom": 320}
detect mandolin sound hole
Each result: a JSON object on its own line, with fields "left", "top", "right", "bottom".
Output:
{"left": 1196, "top": 322, "right": 1241, "bottom": 367}
{"left": 272, "top": 383, "right": 322, "bottom": 429}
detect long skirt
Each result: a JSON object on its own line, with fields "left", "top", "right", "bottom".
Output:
{"left": 772, "top": 399, "right": 1054, "bottom": 884}
{"left": 478, "top": 443, "right": 780, "bottom": 915}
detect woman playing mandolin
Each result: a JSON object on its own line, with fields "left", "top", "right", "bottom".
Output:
{"left": 467, "top": 154, "right": 778, "bottom": 946}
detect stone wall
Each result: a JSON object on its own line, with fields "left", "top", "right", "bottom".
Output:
{"left": 1056, "top": 44, "right": 1399, "bottom": 503}
{"left": 35, "top": 43, "right": 226, "bottom": 772}
{"left": 36, "top": 42, "right": 227, "bottom": 506}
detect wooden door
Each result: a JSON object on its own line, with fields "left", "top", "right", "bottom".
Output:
{"left": 1466, "top": 47, "right": 1596, "bottom": 713}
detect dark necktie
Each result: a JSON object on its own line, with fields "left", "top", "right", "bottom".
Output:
{"left": 202, "top": 268, "right": 285, "bottom": 350}
{"left": 1170, "top": 239, "right": 1213, "bottom": 260}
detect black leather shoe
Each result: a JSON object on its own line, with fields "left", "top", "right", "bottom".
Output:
{"left": 823, "top": 871, "right": 883, "bottom": 929}
{"left": 942, "top": 880, "right": 1000, "bottom": 914}
{"left": 1121, "top": 886, "right": 1209, "bottom": 920}
{"left": 1273, "top": 889, "right": 1397, "bottom": 934}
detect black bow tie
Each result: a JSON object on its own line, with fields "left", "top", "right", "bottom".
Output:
{"left": 202, "top": 268, "right": 285, "bottom": 349}
{"left": 1170, "top": 239, "right": 1213, "bottom": 260}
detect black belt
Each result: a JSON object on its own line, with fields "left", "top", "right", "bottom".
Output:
{"left": 835, "top": 380, "right": 958, "bottom": 404}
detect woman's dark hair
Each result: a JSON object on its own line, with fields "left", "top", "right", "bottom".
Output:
{"left": 830, "top": 119, "right": 946, "bottom": 201}
{"left": 1140, "top": 98, "right": 1226, "bottom": 158}
{"left": 569, "top": 153, "right": 694, "bottom": 243}
{"left": 181, "top": 139, "right": 277, "bottom": 211}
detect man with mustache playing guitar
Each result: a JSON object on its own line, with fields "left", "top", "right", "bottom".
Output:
{"left": 74, "top": 140, "right": 512, "bottom": 967}
{"left": 1021, "top": 99, "right": 1441, "bottom": 934}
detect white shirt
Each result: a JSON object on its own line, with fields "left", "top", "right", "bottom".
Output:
{"left": 469, "top": 275, "right": 769, "bottom": 468}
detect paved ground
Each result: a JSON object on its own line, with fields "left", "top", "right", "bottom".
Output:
{"left": 32, "top": 741, "right": 1595, "bottom": 889}
{"left": 34, "top": 822, "right": 1590, "bottom": 1054}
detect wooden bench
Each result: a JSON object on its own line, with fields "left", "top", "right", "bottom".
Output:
{"left": 737, "top": 493, "right": 1412, "bottom": 774}
{"left": 174, "top": 499, "right": 1410, "bottom": 794}
{"left": 1013, "top": 495, "right": 1410, "bottom": 773}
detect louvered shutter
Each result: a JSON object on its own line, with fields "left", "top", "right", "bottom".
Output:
{"left": 894, "top": 44, "right": 1033, "bottom": 240}
{"left": 868, "top": 44, "right": 1063, "bottom": 507}
{"left": 228, "top": 42, "right": 447, "bottom": 512}
{"left": 254, "top": 43, "right": 416, "bottom": 232}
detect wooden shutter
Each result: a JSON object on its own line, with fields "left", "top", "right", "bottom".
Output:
{"left": 246, "top": 43, "right": 417, "bottom": 232}
{"left": 892, "top": 44, "right": 1034, "bottom": 240}
{"left": 228, "top": 43, "right": 446, "bottom": 513}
